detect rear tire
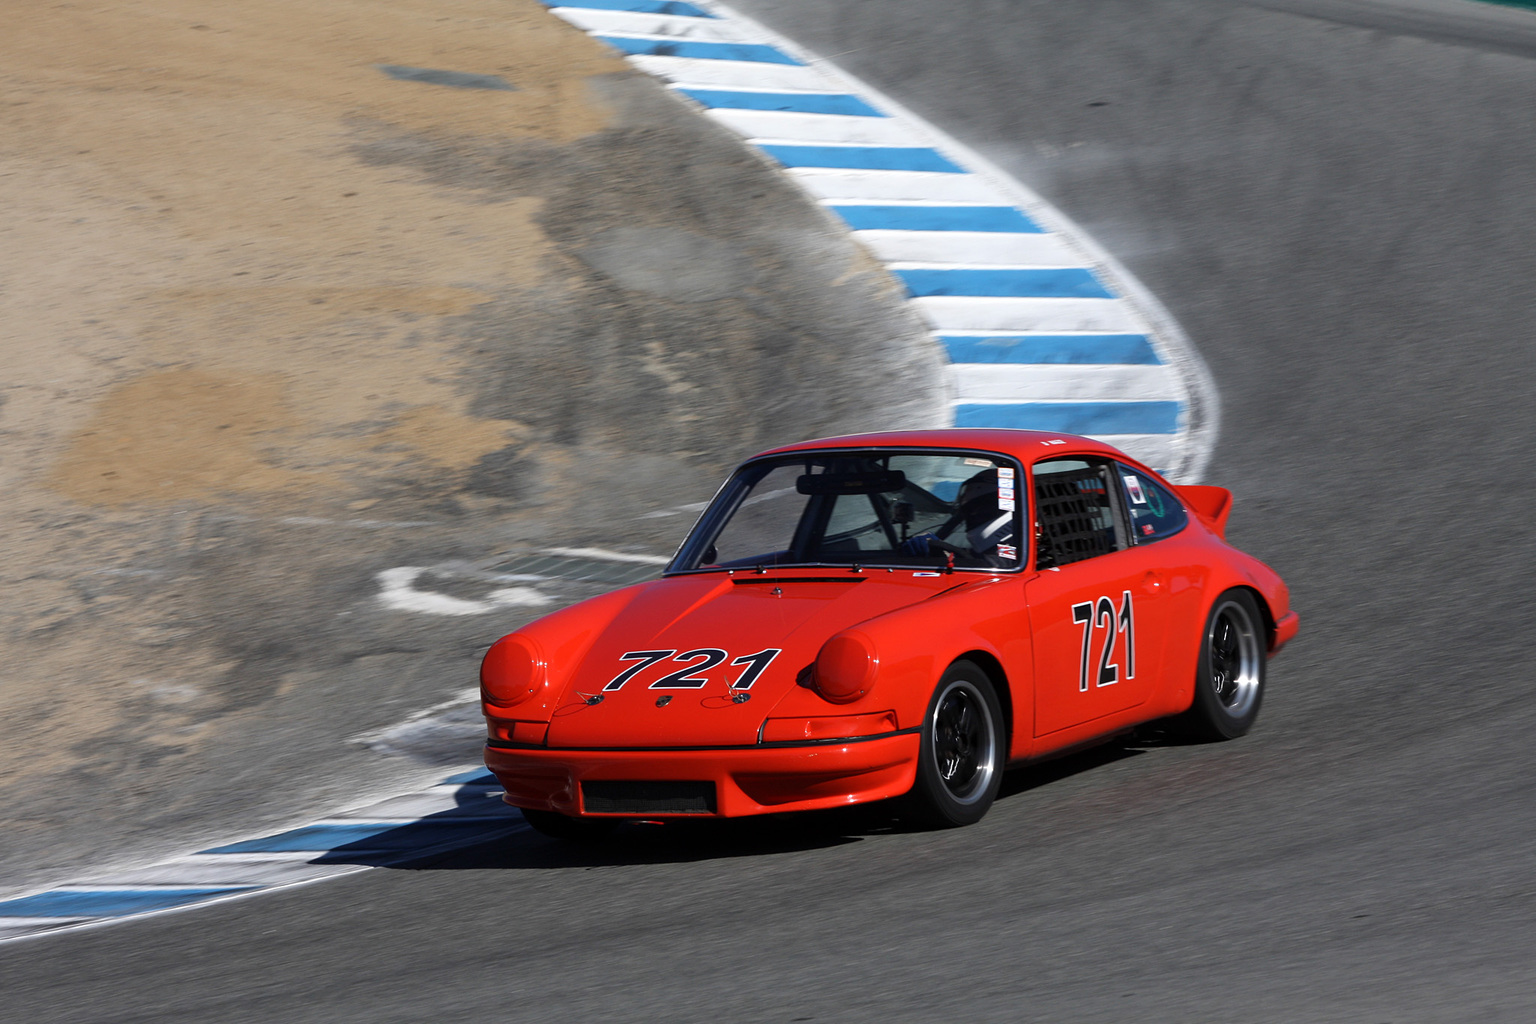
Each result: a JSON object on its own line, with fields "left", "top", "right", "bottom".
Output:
{"left": 1181, "top": 589, "right": 1266, "bottom": 741}
{"left": 904, "top": 660, "right": 1005, "bottom": 828}
{"left": 521, "top": 808, "right": 619, "bottom": 842}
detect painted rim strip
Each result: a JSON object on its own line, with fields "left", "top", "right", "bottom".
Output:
{"left": 540, "top": 0, "right": 1218, "bottom": 480}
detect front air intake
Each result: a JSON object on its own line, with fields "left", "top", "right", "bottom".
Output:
{"left": 581, "top": 781, "right": 717, "bottom": 815}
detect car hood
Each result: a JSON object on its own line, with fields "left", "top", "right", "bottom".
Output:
{"left": 543, "top": 571, "right": 961, "bottom": 748}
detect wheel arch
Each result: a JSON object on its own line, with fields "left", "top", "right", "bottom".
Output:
{"left": 1178, "top": 583, "right": 1268, "bottom": 741}
{"left": 951, "top": 649, "right": 1013, "bottom": 753}
{"left": 1164, "top": 582, "right": 1270, "bottom": 719}
{"left": 1233, "top": 584, "right": 1278, "bottom": 650}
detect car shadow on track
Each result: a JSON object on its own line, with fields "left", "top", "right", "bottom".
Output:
{"left": 331, "top": 740, "right": 1153, "bottom": 872}
{"left": 995, "top": 739, "right": 1146, "bottom": 802}
{"left": 399, "top": 809, "right": 881, "bottom": 871}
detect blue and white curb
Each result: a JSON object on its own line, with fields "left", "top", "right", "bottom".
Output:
{"left": 542, "top": 0, "right": 1218, "bottom": 480}
{"left": 0, "top": 769, "right": 523, "bottom": 943}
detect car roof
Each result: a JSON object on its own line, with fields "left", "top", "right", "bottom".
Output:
{"left": 753, "top": 428, "right": 1139, "bottom": 469}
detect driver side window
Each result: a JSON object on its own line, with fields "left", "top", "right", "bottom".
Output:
{"left": 1032, "top": 458, "right": 1128, "bottom": 568}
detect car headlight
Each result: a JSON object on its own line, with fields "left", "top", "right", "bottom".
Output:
{"left": 480, "top": 634, "right": 546, "bottom": 709}
{"left": 813, "top": 631, "right": 878, "bottom": 704}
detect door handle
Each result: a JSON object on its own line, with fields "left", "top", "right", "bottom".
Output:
{"left": 1141, "top": 570, "right": 1163, "bottom": 593}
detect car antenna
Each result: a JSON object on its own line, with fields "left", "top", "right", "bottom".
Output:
{"left": 754, "top": 563, "right": 768, "bottom": 574}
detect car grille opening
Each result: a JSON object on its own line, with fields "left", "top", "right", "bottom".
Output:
{"left": 581, "top": 781, "right": 717, "bottom": 815}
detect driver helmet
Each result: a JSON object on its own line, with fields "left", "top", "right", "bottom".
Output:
{"left": 957, "top": 469, "right": 1014, "bottom": 553}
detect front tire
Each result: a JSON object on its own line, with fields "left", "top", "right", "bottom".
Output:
{"left": 905, "top": 660, "right": 1006, "bottom": 828}
{"left": 1182, "top": 588, "right": 1267, "bottom": 741}
{"left": 521, "top": 808, "right": 619, "bottom": 842}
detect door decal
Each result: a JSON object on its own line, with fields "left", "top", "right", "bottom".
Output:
{"left": 1070, "top": 590, "right": 1135, "bottom": 692}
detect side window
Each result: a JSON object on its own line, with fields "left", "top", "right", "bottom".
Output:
{"left": 1032, "top": 458, "right": 1127, "bottom": 567}
{"left": 1116, "top": 465, "right": 1188, "bottom": 542}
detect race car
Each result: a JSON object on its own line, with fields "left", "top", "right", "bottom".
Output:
{"left": 480, "top": 429, "right": 1298, "bottom": 837}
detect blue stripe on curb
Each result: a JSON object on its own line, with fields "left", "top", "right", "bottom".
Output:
{"left": 202, "top": 820, "right": 506, "bottom": 856}
{"left": 898, "top": 267, "right": 1113, "bottom": 299}
{"left": 443, "top": 768, "right": 500, "bottom": 785}
{"left": 594, "top": 36, "right": 802, "bottom": 64}
{"left": 0, "top": 768, "right": 526, "bottom": 942}
{"left": 955, "top": 401, "right": 1181, "bottom": 434}
{"left": 0, "top": 887, "right": 257, "bottom": 918}
{"left": 757, "top": 145, "right": 965, "bottom": 172}
{"left": 830, "top": 205, "right": 1043, "bottom": 233}
{"left": 941, "top": 334, "right": 1162, "bottom": 365}
{"left": 678, "top": 89, "right": 884, "bottom": 116}
{"left": 545, "top": 0, "right": 715, "bottom": 16}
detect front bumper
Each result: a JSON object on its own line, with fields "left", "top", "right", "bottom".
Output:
{"left": 1271, "top": 610, "right": 1301, "bottom": 654}
{"left": 485, "top": 731, "right": 921, "bottom": 818}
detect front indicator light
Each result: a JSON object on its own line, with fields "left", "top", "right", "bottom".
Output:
{"left": 487, "top": 720, "right": 549, "bottom": 745}
{"left": 761, "top": 711, "right": 899, "bottom": 744}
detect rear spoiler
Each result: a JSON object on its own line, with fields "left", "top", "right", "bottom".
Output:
{"left": 1178, "top": 485, "right": 1233, "bottom": 538}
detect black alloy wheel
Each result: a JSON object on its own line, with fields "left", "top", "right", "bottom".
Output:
{"left": 905, "top": 660, "right": 1005, "bottom": 828}
{"left": 1182, "top": 588, "right": 1267, "bottom": 741}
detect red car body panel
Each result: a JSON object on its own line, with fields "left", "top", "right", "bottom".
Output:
{"left": 481, "top": 429, "right": 1296, "bottom": 819}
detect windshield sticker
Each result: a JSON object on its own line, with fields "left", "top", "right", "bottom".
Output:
{"left": 964, "top": 457, "right": 994, "bottom": 467}
{"left": 998, "top": 466, "right": 1015, "bottom": 479}
{"left": 998, "top": 498, "right": 1016, "bottom": 511}
{"left": 1125, "top": 474, "right": 1148, "bottom": 504}
{"left": 997, "top": 543, "right": 1018, "bottom": 561}
{"left": 999, "top": 484, "right": 1016, "bottom": 500}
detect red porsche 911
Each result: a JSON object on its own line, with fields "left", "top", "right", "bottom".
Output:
{"left": 480, "top": 429, "right": 1297, "bottom": 837}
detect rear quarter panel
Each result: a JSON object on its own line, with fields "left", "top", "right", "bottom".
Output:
{"left": 1148, "top": 517, "right": 1294, "bottom": 719}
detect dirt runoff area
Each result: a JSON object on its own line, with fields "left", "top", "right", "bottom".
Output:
{"left": 0, "top": 0, "right": 946, "bottom": 894}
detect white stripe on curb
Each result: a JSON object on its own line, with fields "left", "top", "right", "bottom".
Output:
{"left": 950, "top": 364, "right": 1182, "bottom": 403}
{"left": 543, "top": 0, "right": 1219, "bottom": 479}
{"left": 707, "top": 110, "right": 923, "bottom": 144}
{"left": 855, "top": 231, "right": 1081, "bottom": 266}
{"left": 787, "top": 168, "right": 1007, "bottom": 203}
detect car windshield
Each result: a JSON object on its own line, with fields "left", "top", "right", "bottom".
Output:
{"left": 668, "top": 450, "right": 1023, "bottom": 573}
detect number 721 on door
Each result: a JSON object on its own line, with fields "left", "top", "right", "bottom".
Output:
{"left": 1071, "top": 591, "right": 1135, "bottom": 692}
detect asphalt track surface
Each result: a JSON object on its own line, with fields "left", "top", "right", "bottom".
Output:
{"left": 5, "top": 1, "right": 1536, "bottom": 1020}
